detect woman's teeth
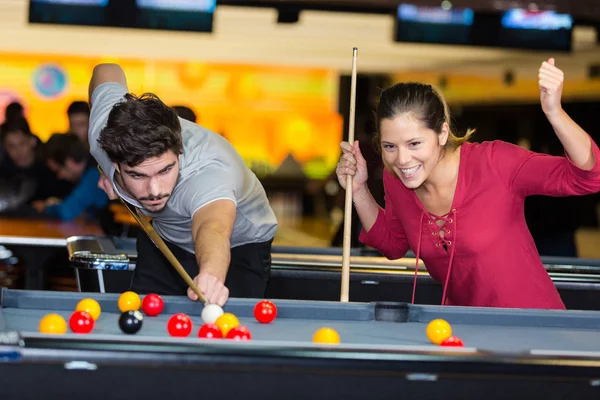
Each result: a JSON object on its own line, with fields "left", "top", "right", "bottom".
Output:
{"left": 401, "top": 166, "right": 420, "bottom": 176}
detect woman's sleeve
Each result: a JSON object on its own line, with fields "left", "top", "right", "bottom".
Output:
{"left": 359, "top": 189, "right": 410, "bottom": 260}
{"left": 487, "top": 139, "right": 600, "bottom": 197}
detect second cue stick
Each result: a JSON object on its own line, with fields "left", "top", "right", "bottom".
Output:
{"left": 340, "top": 47, "right": 358, "bottom": 302}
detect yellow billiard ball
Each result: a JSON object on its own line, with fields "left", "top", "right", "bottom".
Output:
{"left": 312, "top": 327, "right": 340, "bottom": 344}
{"left": 76, "top": 298, "right": 101, "bottom": 321}
{"left": 39, "top": 313, "right": 67, "bottom": 334}
{"left": 118, "top": 291, "right": 141, "bottom": 313}
{"left": 215, "top": 313, "right": 240, "bottom": 336}
{"left": 426, "top": 319, "right": 452, "bottom": 345}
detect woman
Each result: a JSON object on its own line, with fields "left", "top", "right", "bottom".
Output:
{"left": 336, "top": 59, "right": 600, "bottom": 309}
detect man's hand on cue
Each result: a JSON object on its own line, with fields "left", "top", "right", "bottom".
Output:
{"left": 188, "top": 270, "right": 229, "bottom": 306}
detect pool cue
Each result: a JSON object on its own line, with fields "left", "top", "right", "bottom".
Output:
{"left": 97, "top": 166, "right": 207, "bottom": 305}
{"left": 340, "top": 47, "right": 358, "bottom": 303}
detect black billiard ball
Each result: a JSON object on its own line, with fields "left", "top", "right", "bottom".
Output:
{"left": 119, "top": 310, "right": 143, "bottom": 334}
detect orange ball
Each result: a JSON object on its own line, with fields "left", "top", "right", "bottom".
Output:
{"left": 39, "top": 313, "right": 67, "bottom": 334}
{"left": 426, "top": 319, "right": 452, "bottom": 345}
{"left": 118, "top": 291, "right": 141, "bottom": 313}
{"left": 76, "top": 298, "right": 101, "bottom": 321}
{"left": 312, "top": 327, "right": 340, "bottom": 344}
{"left": 215, "top": 313, "right": 240, "bottom": 336}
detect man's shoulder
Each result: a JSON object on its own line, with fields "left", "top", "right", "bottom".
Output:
{"left": 180, "top": 121, "right": 240, "bottom": 169}
{"left": 90, "top": 82, "right": 128, "bottom": 109}
{"left": 180, "top": 119, "right": 225, "bottom": 148}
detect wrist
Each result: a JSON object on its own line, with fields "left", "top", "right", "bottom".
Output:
{"left": 198, "top": 265, "right": 227, "bottom": 283}
{"left": 352, "top": 185, "right": 370, "bottom": 204}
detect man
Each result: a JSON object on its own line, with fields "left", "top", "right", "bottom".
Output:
{"left": 66, "top": 101, "right": 90, "bottom": 147}
{"left": 0, "top": 118, "right": 71, "bottom": 213}
{"left": 1, "top": 103, "right": 27, "bottom": 165}
{"left": 34, "top": 133, "right": 109, "bottom": 221}
{"left": 88, "top": 64, "right": 278, "bottom": 306}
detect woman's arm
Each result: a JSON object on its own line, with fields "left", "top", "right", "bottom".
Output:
{"left": 539, "top": 58, "right": 595, "bottom": 170}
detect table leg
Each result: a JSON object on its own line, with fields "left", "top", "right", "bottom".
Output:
{"left": 97, "top": 270, "right": 106, "bottom": 294}
{"left": 75, "top": 269, "right": 81, "bottom": 292}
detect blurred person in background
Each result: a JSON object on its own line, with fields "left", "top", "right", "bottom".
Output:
{"left": 2, "top": 102, "right": 25, "bottom": 124}
{"left": 1, "top": 102, "right": 27, "bottom": 164}
{"left": 0, "top": 118, "right": 70, "bottom": 215}
{"left": 67, "top": 101, "right": 91, "bottom": 148}
{"left": 33, "top": 133, "right": 109, "bottom": 222}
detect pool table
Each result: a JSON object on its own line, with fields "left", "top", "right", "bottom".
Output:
{"left": 1, "top": 289, "right": 600, "bottom": 399}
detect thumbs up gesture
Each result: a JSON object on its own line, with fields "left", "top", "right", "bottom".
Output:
{"left": 538, "top": 58, "right": 564, "bottom": 117}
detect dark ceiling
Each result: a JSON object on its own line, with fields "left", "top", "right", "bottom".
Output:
{"left": 218, "top": 0, "right": 600, "bottom": 22}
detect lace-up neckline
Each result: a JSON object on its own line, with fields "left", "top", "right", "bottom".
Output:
{"left": 410, "top": 147, "right": 465, "bottom": 307}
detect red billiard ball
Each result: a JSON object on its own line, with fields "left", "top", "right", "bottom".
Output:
{"left": 69, "top": 311, "right": 94, "bottom": 334}
{"left": 198, "top": 323, "right": 223, "bottom": 339}
{"left": 254, "top": 300, "right": 277, "bottom": 324}
{"left": 226, "top": 325, "right": 252, "bottom": 340}
{"left": 142, "top": 294, "right": 164, "bottom": 317}
{"left": 440, "top": 336, "right": 464, "bottom": 347}
{"left": 167, "top": 313, "right": 193, "bottom": 337}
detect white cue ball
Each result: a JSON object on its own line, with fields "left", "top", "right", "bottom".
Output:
{"left": 201, "top": 304, "right": 224, "bottom": 324}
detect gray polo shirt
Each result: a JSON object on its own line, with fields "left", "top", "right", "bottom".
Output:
{"left": 89, "top": 82, "right": 277, "bottom": 254}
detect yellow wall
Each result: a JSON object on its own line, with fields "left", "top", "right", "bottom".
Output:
{"left": 0, "top": 52, "right": 343, "bottom": 179}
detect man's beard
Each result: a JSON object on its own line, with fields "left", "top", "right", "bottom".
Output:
{"left": 139, "top": 195, "right": 170, "bottom": 212}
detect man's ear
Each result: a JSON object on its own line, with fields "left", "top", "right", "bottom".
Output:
{"left": 112, "top": 162, "right": 120, "bottom": 174}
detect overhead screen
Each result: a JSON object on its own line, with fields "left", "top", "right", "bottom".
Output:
{"left": 28, "top": 0, "right": 216, "bottom": 33}
{"left": 394, "top": 4, "right": 573, "bottom": 52}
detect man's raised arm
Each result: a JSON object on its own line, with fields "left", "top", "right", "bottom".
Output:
{"left": 88, "top": 64, "right": 128, "bottom": 106}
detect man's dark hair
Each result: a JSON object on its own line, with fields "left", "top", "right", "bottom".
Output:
{"left": 172, "top": 105, "right": 197, "bottom": 123}
{"left": 98, "top": 93, "right": 182, "bottom": 167}
{"left": 0, "top": 117, "right": 32, "bottom": 143}
{"left": 44, "top": 133, "right": 87, "bottom": 165}
{"left": 67, "top": 101, "right": 90, "bottom": 117}
{"left": 4, "top": 102, "right": 25, "bottom": 123}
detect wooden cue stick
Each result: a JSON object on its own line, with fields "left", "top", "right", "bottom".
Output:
{"left": 98, "top": 166, "right": 207, "bottom": 304}
{"left": 340, "top": 47, "right": 358, "bottom": 302}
